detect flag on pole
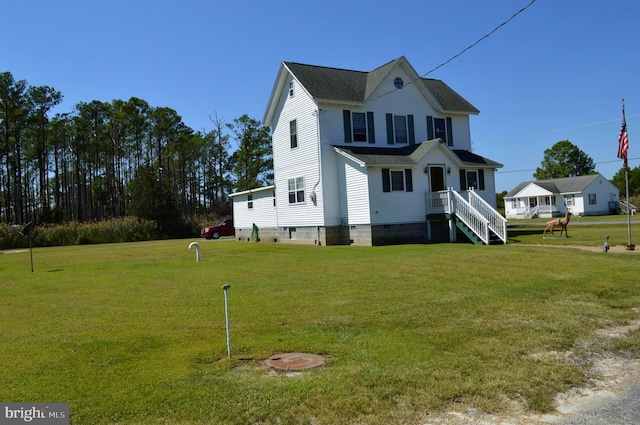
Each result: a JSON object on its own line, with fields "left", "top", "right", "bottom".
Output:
{"left": 618, "top": 101, "right": 629, "bottom": 168}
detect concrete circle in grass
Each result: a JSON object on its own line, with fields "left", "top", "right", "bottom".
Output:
{"left": 265, "top": 353, "right": 324, "bottom": 371}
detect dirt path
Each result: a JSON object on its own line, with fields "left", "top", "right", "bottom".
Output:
{"left": 420, "top": 305, "right": 640, "bottom": 425}
{"left": 514, "top": 244, "right": 639, "bottom": 253}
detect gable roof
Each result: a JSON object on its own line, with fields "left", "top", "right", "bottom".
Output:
{"left": 264, "top": 57, "right": 479, "bottom": 125}
{"left": 334, "top": 140, "right": 502, "bottom": 168}
{"left": 505, "top": 174, "right": 608, "bottom": 198}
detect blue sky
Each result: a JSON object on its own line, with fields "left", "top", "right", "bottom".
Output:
{"left": 2, "top": 0, "right": 638, "bottom": 192}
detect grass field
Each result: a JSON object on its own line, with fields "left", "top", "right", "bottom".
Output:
{"left": 2, "top": 225, "right": 640, "bottom": 424}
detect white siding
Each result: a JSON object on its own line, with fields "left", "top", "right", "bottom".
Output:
{"left": 232, "top": 188, "right": 277, "bottom": 228}
{"left": 344, "top": 162, "right": 370, "bottom": 224}
{"left": 582, "top": 177, "right": 619, "bottom": 215}
{"left": 316, "top": 67, "right": 473, "bottom": 152}
{"left": 367, "top": 165, "right": 426, "bottom": 225}
{"left": 271, "top": 75, "right": 325, "bottom": 226}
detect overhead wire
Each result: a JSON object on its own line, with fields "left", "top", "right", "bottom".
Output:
{"left": 370, "top": 0, "right": 537, "bottom": 102}
{"left": 495, "top": 113, "right": 639, "bottom": 174}
{"left": 422, "top": 0, "right": 537, "bottom": 77}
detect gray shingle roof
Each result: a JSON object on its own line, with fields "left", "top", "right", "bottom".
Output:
{"left": 452, "top": 149, "right": 503, "bottom": 168}
{"left": 335, "top": 141, "right": 501, "bottom": 168}
{"left": 423, "top": 79, "right": 479, "bottom": 114}
{"left": 505, "top": 174, "right": 602, "bottom": 197}
{"left": 284, "top": 59, "right": 479, "bottom": 113}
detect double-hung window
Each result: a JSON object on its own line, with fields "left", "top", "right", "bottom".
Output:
{"left": 466, "top": 171, "right": 478, "bottom": 190}
{"left": 393, "top": 116, "right": 408, "bottom": 144}
{"left": 434, "top": 118, "right": 447, "bottom": 143}
{"left": 382, "top": 169, "right": 413, "bottom": 192}
{"left": 589, "top": 193, "right": 597, "bottom": 205}
{"left": 385, "top": 113, "right": 414, "bottom": 145}
{"left": 427, "top": 116, "right": 453, "bottom": 146}
{"left": 290, "top": 119, "right": 298, "bottom": 149}
{"left": 459, "top": 169, "right": 485, "bottom": 191}
{"left": 343, "top": 110, "right": 375, "bottom": 143}
{"left": 352, "top": 112, "right": 367, "bottom": 142}
{"left": 288, "top": 177, "right": 305, "bottom": 204}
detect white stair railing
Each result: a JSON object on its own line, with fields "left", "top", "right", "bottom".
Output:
{"left": 468, "top": 189, "right": 507, "bottom": 244}
{"left": 619, "top": 200, "right": 636, "bottom": 215}
{"left": 524, "top": 204, "right": 539, "bottom": 219}
{"left": 450, "top": 190, "right": 490, "bottom": 245}
{"left": 427, "top": 191, "right": 450, "bottom": 215}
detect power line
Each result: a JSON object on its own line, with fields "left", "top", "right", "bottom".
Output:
{"left": 492, "top": 113, "right": 640, "bottom": 143}
{"left": 370, "top": 0, "right": 537, "bottom": 102}
{"left": 423, "top": 0, "right": 537, "bottom": 77}
{"left": 497, "top": 157, "right": 640, "bottom": 175}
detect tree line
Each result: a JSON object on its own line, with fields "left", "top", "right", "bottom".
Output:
{"left": 0, "top": 71, "right": 272, "bottom": 231}
{"left": 534, "top": 139, "right": 636, "bottom": 197}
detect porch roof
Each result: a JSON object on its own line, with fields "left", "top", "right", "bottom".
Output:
{"left": 505, "top": 174, "right": 602, "bottom": 198}
{"left": 334, "top": 140, "right": 503, "bottom": 168}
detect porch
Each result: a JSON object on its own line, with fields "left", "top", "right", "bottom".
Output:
{"left": 507, "top": 195, "right": 563, "bottom": 218}
{"left": 427, "top": 189, "right": 507, "bottom": 245}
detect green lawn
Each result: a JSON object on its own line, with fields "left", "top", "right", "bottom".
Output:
{"left": 2, "top": 235, "right": 640, "bottom": 424}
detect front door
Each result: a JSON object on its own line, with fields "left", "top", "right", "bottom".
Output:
{"left": 429, "top": 166, "right": 445, "bottom": 192}
{"left": 427, "top": 165, "right": 449, "bottom": 242}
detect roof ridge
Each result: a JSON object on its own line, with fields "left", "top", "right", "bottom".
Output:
{"left": 284, "top": 61, "right": 367, "bottom": 75}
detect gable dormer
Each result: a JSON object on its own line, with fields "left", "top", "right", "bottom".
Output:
{"left": 264, "top": 57, "right": 480, "bottom": 152}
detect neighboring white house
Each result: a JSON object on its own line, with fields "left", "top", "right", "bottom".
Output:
{"left": 231, "top": 56, "right": 506, "bottom": 246}
{"left": 504, "top": 174, "right": 620, "bottom": 219}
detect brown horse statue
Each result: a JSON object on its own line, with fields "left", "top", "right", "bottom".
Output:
{"left": 543, "top": 210, "right": 572, "bottom": 237}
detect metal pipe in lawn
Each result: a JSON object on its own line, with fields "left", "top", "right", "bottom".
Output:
{"left": 222, "top": 284, "right": 231, "bottom": 358}
{"left": 189, "top": 242, "right": 201, "bottom": 262}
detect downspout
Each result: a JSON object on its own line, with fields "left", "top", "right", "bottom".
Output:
{"left": 311, "top": 109, "right": 321, "bottom": 204}
{"left": 312, "top": 109, "right": 322, "bottom": 244}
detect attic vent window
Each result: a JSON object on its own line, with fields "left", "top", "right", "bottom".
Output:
{"left": 394, "top": 77, "right": 404, "bottom": 89}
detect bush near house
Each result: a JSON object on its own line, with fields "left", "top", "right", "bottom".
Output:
{"left": 0, "top": 216, "right": 214, "bottom": 250}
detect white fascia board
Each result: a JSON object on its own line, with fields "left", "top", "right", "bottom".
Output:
{"left": 263, "top": 63, "right": 287, "bottom": 126}
{"left": 334, "top": 147, "right": 366, "bottom": 167}
{"left": 316, "top": 98, "right": 364, "bottom": 109}
{"left": 230, "top": 185, "right": 275, "bottom": 198}
{"left": 513, "top": 183, "right": 553, "bottom": 198}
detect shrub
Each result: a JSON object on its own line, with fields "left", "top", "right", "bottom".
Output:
{"left": 0, "top": 218, "right": 167, "bottom": 250}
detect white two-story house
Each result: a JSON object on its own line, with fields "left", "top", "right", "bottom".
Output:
{"left": 231, "top": 56, "right": 506, "bottom": 246}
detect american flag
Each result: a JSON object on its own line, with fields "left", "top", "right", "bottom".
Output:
{"left": 618, "top": 102, "right": 629, "bottom": 168}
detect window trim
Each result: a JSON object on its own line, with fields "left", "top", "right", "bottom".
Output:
{"left": 288, "top": 176, "right": 305, "bottom": 204}
{"left": 352, "top": 112, "right": 367, "bottom": 142}
{"left": 466, "top": 170, "right": 479, "bottom": 190}
{"left": 386, "top": 113, "right": 414, "bottom": 145}
{"left": 459, "top": 169, "right": 485, "bottom": 191}
{"left": 564, "top": 194, "right": 575, "bottom": 207}
{"left": 290, "top": 119, "right": 298, "bottom": 149}
{"left": 434, "top": 117, "right": 447, "bottom": 144}
{"left": 393, "top": 115, "right": 408, "bottom": 144}
{"left": 390, "top": 170, "right": 405, "bottom": 191}
{"left": 343, "top": 110, "right": 375, "bottom": 144}
{"left": 427, "top": 116, "right": 453, "bottom": 146}
{"left": 382, "top": 168, "right": 413, "bottom": 193}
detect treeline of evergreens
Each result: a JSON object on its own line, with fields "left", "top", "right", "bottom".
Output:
{"left": 0, "top": 71, "right": 273, "bottom": 236}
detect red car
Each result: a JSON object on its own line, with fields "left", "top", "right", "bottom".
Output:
{"left": 201, "top": 219, "right": 235, "bottom": 239}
